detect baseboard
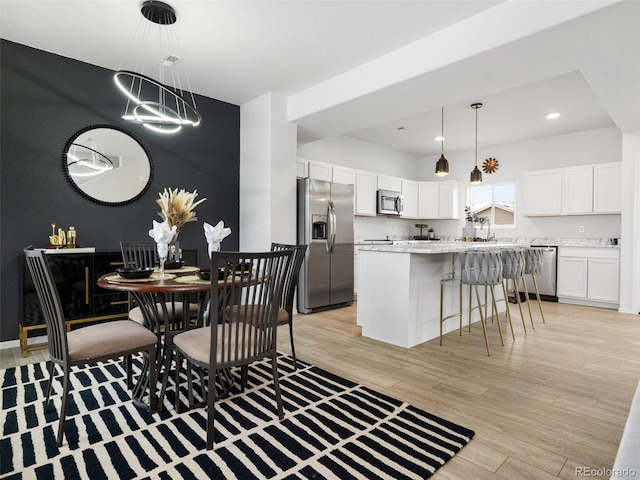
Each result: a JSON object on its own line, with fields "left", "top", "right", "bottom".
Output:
{"left": 0, "top": 335, "right": 48, "bottom": 351}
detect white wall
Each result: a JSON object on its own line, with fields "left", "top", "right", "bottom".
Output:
{"left": 240, "top": 93, "right": 297, "bottom": 251}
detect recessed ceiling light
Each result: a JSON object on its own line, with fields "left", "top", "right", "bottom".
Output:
{"left": 434, "top": 135, "right": 444, "bottom": 142}
{"left": 546, "top": 112, "right": 561, "bottom": 120}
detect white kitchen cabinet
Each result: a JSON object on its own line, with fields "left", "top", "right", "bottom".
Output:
{"left": 593, "top": 162, "right": 622, "bottom": 213}
{"left": 417, "top": 181, "right": 459, "bottom": 219}
{"left": 401, "top": 179, "right": 419, "bottom": 218}
{"left": 562, "top": 165, "right": 593, "bottom": 215}
{"left": 296, "top": 158, "right": 308, "bottom": 178}
{"left": 524, "top": 163, "right": 621, "bottom": 216}
{"left": 587, "top": 258, "right": 620, "bottom": 303}
{"left": 557, "top": 256, "right": 588, "bottom": 298}
{"left": 377, "top": 175, "right": 402, "bottom": 192}
{"left": 523, "top": 169, "right": 562, "bottom": 216}
{"left": 332, "top": 165, "right": 356, "bottom": 185}
{"left": 438, "top": 180, "right": 459, "bottom": 219}
{"left": 355, "top": 170, "right": 377, "bottom": 216}
{"left": 418, "top": 182, "right": 439, "bottom": 218}
{"left": 308, "top": 161, "right": 333, "bottom": 181}
{"left": 557, "top": 247, "right": 619, "bottom": 307}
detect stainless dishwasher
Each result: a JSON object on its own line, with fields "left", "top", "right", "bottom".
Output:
{"left": 524, "top": 246, "right": 558, "bottom": 302}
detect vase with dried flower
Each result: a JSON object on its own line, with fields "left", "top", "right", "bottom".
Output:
{"left": 463, "top": 206, "right": 478, "bottom": 241}
{"left": 156, "top": 188, "right": 206, "bottom": 241}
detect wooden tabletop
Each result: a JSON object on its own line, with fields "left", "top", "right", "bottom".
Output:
{"left": 97, "top": 269, "right": 212, "bottom": 294}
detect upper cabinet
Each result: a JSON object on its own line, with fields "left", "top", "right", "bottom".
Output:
{"left": 593, "top": 163, "right": 622, "bottom": 213}
{"left": 523, "top": 162, "right": 621, "bottom": 216}
{"left": 377, "top": 174, "right": 402, "bottom": 192}
{"left": 401, "top": 179, "right": 419, "bottom": 218}
{"left": 296, "top": 158, "right": 308, "bottom": 178}
{"left": 307, "top": 160, "right": 333, "bottom": 182}
{"left": 297, "top": 158, "right": 460, "bottom": 219}
{"left": 523, "top": 169, "right": 563, "bottom": 216}
{"left": 332, "top": 165, "right": 356, "bottom": 185}
{"left": 418, "top": 181, "right": 459, "bottom": 219}
{"left": 355, "top": 170, "right": 377, "bottom": 216}
{"left": 418, "top": 182, "right": 439, "bottom": 219}
{"left": 438, "top": 181, "right": 459, "bottom": 219}
{"left": 562, "top": 165, "right": 593, "bottom": 214}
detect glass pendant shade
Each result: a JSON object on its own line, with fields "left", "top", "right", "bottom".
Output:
{"left": 435, "top": 106, "right": 449, "bottom": 177}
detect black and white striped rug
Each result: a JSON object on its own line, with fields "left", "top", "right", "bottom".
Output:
{"left": 1, "top": 355, "right": 474, "bottom": 479}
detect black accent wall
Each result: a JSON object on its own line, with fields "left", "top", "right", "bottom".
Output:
{"left": 0, "top": 40, "right": 241, "bottom": 342}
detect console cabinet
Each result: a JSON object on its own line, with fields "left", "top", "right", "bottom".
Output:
{"left": 21, "top": 251, "right": 129, "bottom": 356}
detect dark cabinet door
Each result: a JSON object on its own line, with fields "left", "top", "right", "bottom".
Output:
{"left": 93, "top": 252, "right": 128, "bottom": 316}
{"left": 23, "top": 253, "right": 93, "bottom": 325}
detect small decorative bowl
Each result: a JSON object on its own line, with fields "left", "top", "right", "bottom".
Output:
{"left": 162, "top": 260, "right": 185, "bottom": 270}
{"left": 116, "top": 267, "right": 154, "bottom": 279}
{"left": 196, "top": 268, "right": 225, "bottom": 281}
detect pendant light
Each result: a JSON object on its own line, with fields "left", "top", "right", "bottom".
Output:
{"left": 469, "top": 102, "right": 483, "bottom": 185}
{"left": 435, "top": 107, "right": 449, "bottom": 177}
{"left": 114, "top": 1, "right": 202, "bottom": 134}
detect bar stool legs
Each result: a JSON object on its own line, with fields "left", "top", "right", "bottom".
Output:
{"left": 472, "top": 284, "right": 492, "bottom": 356}
{"left": 458, "top": 250, "right": 505, "bottom": 356}
{"left": 440, "top": 253, "right": 463, "bottom": 346}
{"left": 500, "top": 249, "right": 528, "bottom": 333}
{"left": 524, "top": 248, "right": 546, "bottom": 326}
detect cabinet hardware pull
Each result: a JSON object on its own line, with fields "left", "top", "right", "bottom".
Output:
{"left": 110, "top": 300, "right": 129, "bottom": 306}
{"left": 85, "top": 267, "right": 90, "bottom": 304}
{"left": 110, "top": 261, "right": 125, "bottom": 266}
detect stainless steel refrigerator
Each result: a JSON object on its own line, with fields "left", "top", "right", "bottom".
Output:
{"left": 297, "top": 178, "right": 354, "bottom": 314}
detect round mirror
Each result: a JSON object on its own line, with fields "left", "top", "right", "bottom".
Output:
{"left": 63, "top": 125, "right": 153, "bottom": 206}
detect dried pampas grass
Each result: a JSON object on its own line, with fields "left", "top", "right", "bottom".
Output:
{"left": 156, "top": 188, "right": 206, "bottom": 232}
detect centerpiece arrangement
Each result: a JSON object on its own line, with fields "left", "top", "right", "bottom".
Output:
{"left": 156, "top": 187, "right": 206, "bottom": 241}
{"left": 150, "top": 188, "right": 206, "bottom": 277}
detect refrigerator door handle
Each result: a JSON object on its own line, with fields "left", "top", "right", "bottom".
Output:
{"left": 327, "top": 201, "right": 336, "bottom": 253}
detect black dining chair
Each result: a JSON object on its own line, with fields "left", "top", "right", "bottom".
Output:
{"left": 172, "top": 249, "right": 293, "bottom": 450}
{"left": 23, "top": 247, "right": 158, "bottom": 447}
{"left": 119, "top": 241, "right": 198, "bottom": 327}
{"left": 271, "top": 242, "right": 307, "bottom": 369}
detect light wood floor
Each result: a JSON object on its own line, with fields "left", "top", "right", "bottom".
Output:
{"left": 3, "top": 301, "right": 639, "bottom": 479}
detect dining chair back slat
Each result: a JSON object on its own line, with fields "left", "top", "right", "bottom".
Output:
{"left": 270, "top": 243, "right": 307, "bottom": 368}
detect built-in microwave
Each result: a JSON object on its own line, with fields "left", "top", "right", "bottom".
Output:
{"left": 377, "top": 189, "right": 404, "bottom": 215}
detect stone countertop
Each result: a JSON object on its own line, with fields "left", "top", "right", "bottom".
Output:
{"left": 357, "top": 237, "right": 620, "bottom": 249}
{"left": 358, "top": 241, "right": 528, "bottom": 254}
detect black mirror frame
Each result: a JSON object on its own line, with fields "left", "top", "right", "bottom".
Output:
{"left": 62, "top": 124, "right": 154, "bottom": 206}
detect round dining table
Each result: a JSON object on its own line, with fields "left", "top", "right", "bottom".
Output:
{"left": 98, "top": 266, "right": 215, "bottom": 409}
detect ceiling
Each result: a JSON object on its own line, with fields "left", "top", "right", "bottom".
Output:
{"left": 1, "top": 0, "right": 638, "bottom": 158}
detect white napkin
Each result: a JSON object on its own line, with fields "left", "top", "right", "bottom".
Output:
{"left": 149, "top": 220, "right": 176, "bottom": 259}
{"left": 204, "top": 220, "right": 231, "bottom": 258}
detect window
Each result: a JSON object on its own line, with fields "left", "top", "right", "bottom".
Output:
{"left": 467, "top": 180, "right": 516, "bottom": 227}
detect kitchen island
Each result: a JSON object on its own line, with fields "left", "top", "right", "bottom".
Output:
{"left": 357, "top": 241, "right": 525, "bottom": 348}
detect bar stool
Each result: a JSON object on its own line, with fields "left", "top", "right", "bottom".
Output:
{"left": 458, "top": 250, "right": 506, "bottom": 356}
{"left": 524, "top": 247, "right": 546, "bottom": 324}
{"left": 439, "top": 253, "right": 463, "bottom": 346}
{"left": 500, "top": 248, "right": 529, "bottom": 333}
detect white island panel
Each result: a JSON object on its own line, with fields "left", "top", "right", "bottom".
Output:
{"left": 357, "top": 242, "right": 512, "bottom": 349}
